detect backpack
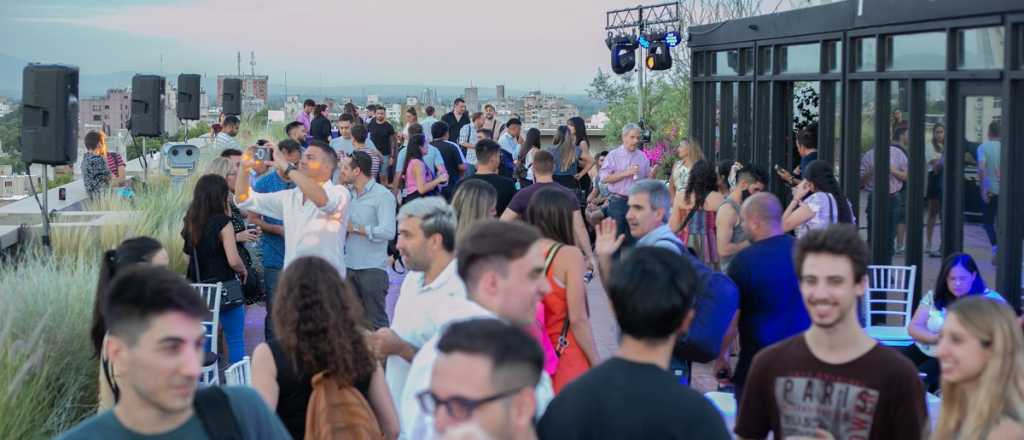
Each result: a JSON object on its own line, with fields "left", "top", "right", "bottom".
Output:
{"left": 194, "top": 386, "right": 243, "bottom": 440}
{"left": 498, "top": 149, "right": 516, "bottom": 178}
{"left": 656, "top": 238, "right": 740, "bottom": 363}
{"left": 304, "top": 371, "right": 383, "bottom": 440}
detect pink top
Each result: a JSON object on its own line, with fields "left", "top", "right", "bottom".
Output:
{"left": 404, "top": 159, "right": 432, "bottom": 195}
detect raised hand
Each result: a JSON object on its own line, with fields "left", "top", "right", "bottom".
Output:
{"left": 594, "top": 218, "right": 625, "bottom": 258}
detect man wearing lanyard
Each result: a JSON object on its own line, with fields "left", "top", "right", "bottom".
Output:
{"left": 599, "top": 123, "right": 650, "bottom": 249}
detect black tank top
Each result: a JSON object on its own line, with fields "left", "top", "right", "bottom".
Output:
{"left": 268, "top": 340, "right": 373, "bottom": 440}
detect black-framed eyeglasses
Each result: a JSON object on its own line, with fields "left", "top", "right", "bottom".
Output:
{"left": 416, "top": 388, "right": 524, "bottom": 421}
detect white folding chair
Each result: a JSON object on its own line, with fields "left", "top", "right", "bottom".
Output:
{"left": 224, "top": 356, "right": 252, "bottom": 386}
{"left": 863, "top": 265, "right": 917, "bottom": 346}
{"left": 192, "top": 282, "right": 223, "bottom": 386}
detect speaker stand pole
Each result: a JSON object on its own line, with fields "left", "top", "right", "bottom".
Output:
{"left": 41, "top": 164, "right": 51, "bottom": 250}
{"left": 141, "top": 137, "right": 148, "bottom": 183}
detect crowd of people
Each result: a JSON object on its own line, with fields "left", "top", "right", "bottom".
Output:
{"left": 62, "top": 98, "right": 1024, "bottom": 440}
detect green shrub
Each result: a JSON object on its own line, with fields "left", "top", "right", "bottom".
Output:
{"left": 0, "top": 166, "right": 203, "bottom": 437}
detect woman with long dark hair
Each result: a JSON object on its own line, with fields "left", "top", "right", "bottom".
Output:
{"left": 782, "top": 159, "right": 855, "bottom": 237}
{"left": 525, "top": 187, "right": 599, "bottom": 393}
{"left": 401, "top": 133, "right": 448, "bottom": 205}
{"left": 926, "top": 123, "right": 945, "bottom": 257}
{"left": 670, "top": 159, "right": 725, "bottom": 269}
{"left": 517, "top": 127, "right": 542, "bottom": 187}
{"left": 251, "top": 256, "right": 399, "bottom": 440}
{"left": 903, "top": 252, "right": 1004, "bottom": 392}
{"left": 934, "top": 297, "right": 1024, "bottom": 439}
{"left": 309, "top": 104, "right": 332, "bottom": 143}
{"left": 568, "top": 116, "right": 595, "bottom": 204}
{"left": 182, "top": 174, "right": 248, "bottom": 363}
{"left": 92, "top": 236, "right": 168, "bottom": 412}
{"left": 548, "top": 125, "right": 592, "bottom": 204}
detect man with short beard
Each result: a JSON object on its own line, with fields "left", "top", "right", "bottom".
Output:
{"left": 734, "top": 224, "right": 926, "bottom": 440}
{"left": 58, "top": 266, "right": 289, "bottom": 439}
{"left": 369, "top": 198, "right": 465, "bottom": 417}
{"left": 399, "top": 220, "right": 554, "bottom": 439}
{"left": 715, "top": 165, "right": 767, "bottom": 271}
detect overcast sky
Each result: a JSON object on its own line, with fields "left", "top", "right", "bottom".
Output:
{"left": 0, "top": 0, "right": 643, "bottom": 94}
{"left": 1, "top": 0, "right": 803, "bottom": 94}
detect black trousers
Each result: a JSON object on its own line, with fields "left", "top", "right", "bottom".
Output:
{"left": 900, "top": 344, "right": 940, "bottom": 393}
{"left": 348, "top": 268, "right": 390, "bottom": 330}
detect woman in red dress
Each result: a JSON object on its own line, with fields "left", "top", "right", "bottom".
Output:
{"left": 525, "top": 185, "right": 600, "bottom": 393}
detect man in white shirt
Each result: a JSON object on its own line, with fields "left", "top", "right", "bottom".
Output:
{"left": 398, "top": 220, "right": 553, "bottom": 439}
{"left": 235, "top": 139, "right": 351, "bottom": 276}
{"left": 368, "top": 197, "right": 465, "bottom": 415}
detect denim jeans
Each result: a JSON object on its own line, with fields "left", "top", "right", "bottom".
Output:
{"left": 606, "top": 195, "right": 635, "bottom": 251}
{"left": 982, "top": 194, "right": 999, "bottom": 247}
{"left": 263, "top": 267, "right": 281, "bottom": 341}
{"left": 220, "top": 305, "right": 246, "bottom": 364}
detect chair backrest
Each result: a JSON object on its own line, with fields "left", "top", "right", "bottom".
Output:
{"left": 224, "top": 356, "right": 252, "bottom": 386}
{"left": 200, "top": 365, "right": 219, "bottom": 386}
{"left": 864, "top": 265, "right": 917, "bottom": 329}
{"left": 191, "top": 282, "right": 223, "bottom": 355}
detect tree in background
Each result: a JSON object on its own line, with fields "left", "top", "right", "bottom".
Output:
{"left": 590, "top": 0, "right": 764, "bottom": 179}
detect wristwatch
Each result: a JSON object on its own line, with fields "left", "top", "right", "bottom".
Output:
{"left": 283, "top": 163, "right": 298, "bottom": 177}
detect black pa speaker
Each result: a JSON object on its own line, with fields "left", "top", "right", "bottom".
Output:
{"left": 130, "top": 75, "right": 165, "bottom": 137}
{"left": 177, "top": 74, "right": 201, "bottom": 120}
{"left": 222, "top": 78, "right": 241, "bottom": 116}
{"left": 21, "top": 64, "right": 79, "bottom": 165}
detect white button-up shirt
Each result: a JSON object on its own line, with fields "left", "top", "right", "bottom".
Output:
{"left": 399, "top": 298, "right": 555, "bottom": 440}
{"left": 237, "top": 181, "right": 350, "bottom": 277}
{"left": 385, "top": 259, "right": 467, "bottom": 418}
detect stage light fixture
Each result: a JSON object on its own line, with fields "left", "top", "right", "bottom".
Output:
{"left": 645, "top": 40, "right": 672, "bottom": 71}
{"left": 609, "top": 35, "right": 638, "bottom": 75}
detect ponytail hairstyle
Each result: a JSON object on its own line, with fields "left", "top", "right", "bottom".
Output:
{"left": 91, "top": 237, "right": 165, "bottom": 356}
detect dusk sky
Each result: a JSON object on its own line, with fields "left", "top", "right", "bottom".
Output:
{"left": 0, "top": 0, "right": 699, "bottom": 94}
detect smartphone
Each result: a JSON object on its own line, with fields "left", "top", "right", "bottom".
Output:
{"left": 253, "top": 147, "right": 274, "bottom": 162}
{"left": 773, "top": 164, "right": 783, "bottom": 172}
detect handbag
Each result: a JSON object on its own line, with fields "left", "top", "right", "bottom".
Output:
{"left": 192, "top": 245, "right": 245, "bottom": 310}
{"left": 542, "top": 243, "right": 573, "bottom": 357}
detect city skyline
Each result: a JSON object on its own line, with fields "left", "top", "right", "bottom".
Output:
{"left": 0, "top": 0, "right": 659, "bottom": 94}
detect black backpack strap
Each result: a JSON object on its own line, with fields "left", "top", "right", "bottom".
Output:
{"left": 194, "top": 386, "right": 243, "bottom": 440}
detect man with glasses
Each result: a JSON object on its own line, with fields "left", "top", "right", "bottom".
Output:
{"left": 398, "top": 220, "right": 553, "bottom": 439}
{"left": 420, "top": 318, "right": 544, "bottom": 440}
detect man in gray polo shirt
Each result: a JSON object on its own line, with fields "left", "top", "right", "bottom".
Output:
{"left": 340, "top": 150, "right": 397, "bottom": 329}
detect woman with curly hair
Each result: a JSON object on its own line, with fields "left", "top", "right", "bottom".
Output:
{"left": 251, "top": 256, "right": 399, "bottom": 440}
{"left": 669, "top": 159, "right": 725, "bottom": 269}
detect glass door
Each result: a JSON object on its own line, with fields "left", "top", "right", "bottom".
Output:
{"left": 950, "top": 81, "right": 1001, "bottom": 291}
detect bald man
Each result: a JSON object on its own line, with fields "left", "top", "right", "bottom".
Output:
{"left": 712, "top": 193, "right": 810, "bottom": 402}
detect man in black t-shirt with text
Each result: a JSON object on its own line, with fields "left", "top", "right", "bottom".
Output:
{"left": 734, "top": 224, "right": 927, "bottom": 440}
{"left": 366, "top": 106, "right": 397, "bottom": 183}
{"left": 537, "top": 247, "right": 729, "bottom": 440}
{"left": 455, "top": 139, "right": 516, "bottom": 216}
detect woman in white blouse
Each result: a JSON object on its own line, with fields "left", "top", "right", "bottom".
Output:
{"left": 668, "top": 137, "right": 704, "bottom": 201}
{"left": 904, "top": 252, "right": 1004, "bottom": 393}
{"left": 782, "top": 159, "right": 854, "bottom": 237}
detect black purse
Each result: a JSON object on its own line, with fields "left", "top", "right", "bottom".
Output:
{"left": 192, "top": 249, "right": 245, "bottom": 310}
